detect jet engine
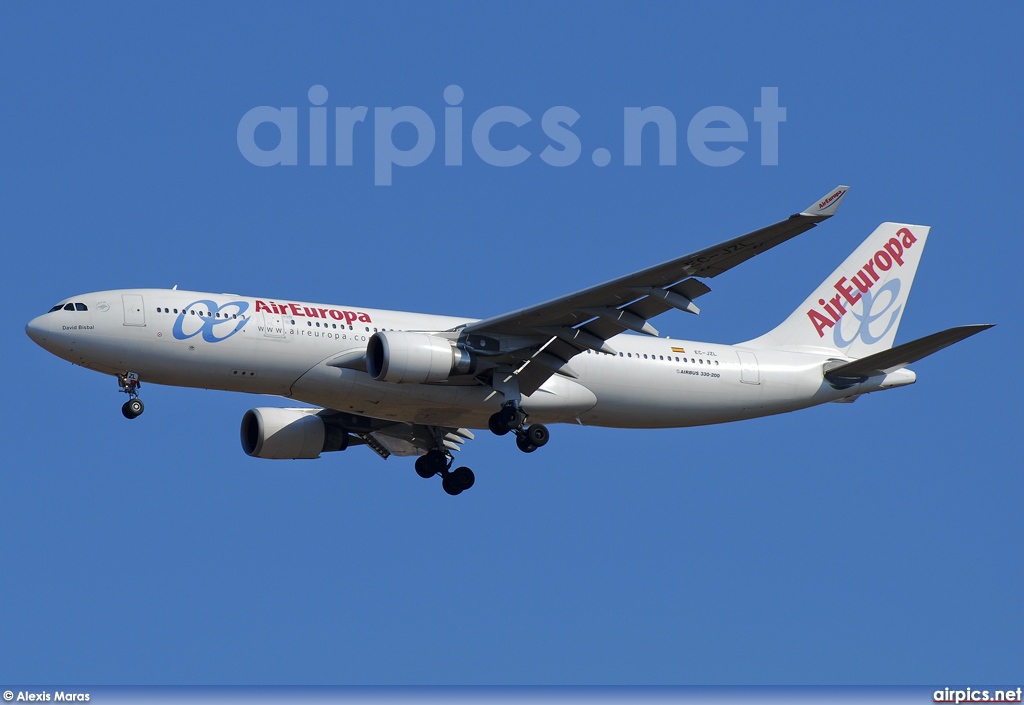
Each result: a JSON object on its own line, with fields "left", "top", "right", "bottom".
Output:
{"left": 365, "top": 331, "right": 474, "bottom": 383}
{"left": 240, "top": 407, "right": 349, "bottom": 459}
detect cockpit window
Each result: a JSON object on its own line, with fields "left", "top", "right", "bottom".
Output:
{"left": 50, "top": 302, "right": 88, "bottom": 312}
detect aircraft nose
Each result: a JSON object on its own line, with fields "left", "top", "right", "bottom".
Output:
{"left": 25, "top": 315, "right": 50, "bottom": 347}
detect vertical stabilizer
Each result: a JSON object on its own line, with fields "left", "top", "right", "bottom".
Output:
{"left": 743, "top": 222, "right": 930, "bottom": 358}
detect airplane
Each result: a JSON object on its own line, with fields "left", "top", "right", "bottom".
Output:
{"left": 25, "top": 186, "right": 992, "bottom": 495}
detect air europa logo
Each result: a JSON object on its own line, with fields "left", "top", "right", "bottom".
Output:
{"left": 807, "top": 227, "right": 918, "bottom": 339}
{"left": 817, "top": 188, "right": 846, "bottom": 211}
{"left": 173, "top": 300, "right": 250, "bottom": 343}
{"left": 255, "top": 299, "right": 372, "bottom": 325}
{"left": 832, "top": 279, "right": 902, "bottom": 348}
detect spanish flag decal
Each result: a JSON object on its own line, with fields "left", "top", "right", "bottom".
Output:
{"left": 671, "top": 347, "right": 686, "bottom": 353}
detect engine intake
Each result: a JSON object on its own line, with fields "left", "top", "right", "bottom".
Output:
{"left": 366, "top": 331, "right": 474, "bottom": 384}
{"left": 240, "top": 407, "right": 349, "bottom": 459}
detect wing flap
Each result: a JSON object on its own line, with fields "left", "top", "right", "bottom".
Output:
{"left": 318, "top": 410, "right": 475, "bottom": 459}
{"left": 574, "top": 317, "right": 628, "bottom": 342}
{"left": 621, "top": 295, "right": 674, "bottom": 322}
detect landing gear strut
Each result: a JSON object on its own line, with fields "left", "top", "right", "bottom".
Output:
{"left": 488, "top": 401, "right": 549, "bottom": 453}
{"left": 118, "top": 372, "right": 144, "bottom": 419}
{"left": 414, "top": 448, "right": 476, "bottom": 496}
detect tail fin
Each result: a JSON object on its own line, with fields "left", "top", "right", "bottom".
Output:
{"left": 744, "top": 222, "right": 930, "bottom": 358}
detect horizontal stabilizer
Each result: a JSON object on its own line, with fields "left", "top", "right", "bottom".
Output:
{"left": 825, "top": 324, "right": 994, "bottom": 382}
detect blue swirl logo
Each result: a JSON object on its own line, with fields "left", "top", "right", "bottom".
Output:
{"left": 833, "top": 279, "right": 902, "bottom": 348}
{"left": 173, "top": 300, "right": 250, "bottom": 343}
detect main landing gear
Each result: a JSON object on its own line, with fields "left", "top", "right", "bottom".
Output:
{"left": 118, "top": 371, "right": 145, "bottom": 419}
{"left": 415, "top": 448, "right": 476, "bottom": 496}
{"left": 488, "top": 402, "right": 549, "bottom": 453}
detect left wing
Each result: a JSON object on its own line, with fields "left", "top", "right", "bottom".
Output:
{"left": 456, "top": 185, "right": 849, "bottom": 394}
{"left": 320, "top": 409, "right": 474, "bottom": 459}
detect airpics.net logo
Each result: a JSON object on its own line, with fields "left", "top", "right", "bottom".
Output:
{"left": 236, "top": 85, "right": 787, "bottom": 185}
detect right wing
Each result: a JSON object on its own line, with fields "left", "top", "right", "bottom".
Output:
{"left": 456, "top": 185, "right": 850, "bottom": 394}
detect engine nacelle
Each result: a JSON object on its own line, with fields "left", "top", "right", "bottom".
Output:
{"left": 365, "top": 331, "right": 474, "bottom": 384}
{"left": 240, "top": 407, "right": 348, "bottom": 459}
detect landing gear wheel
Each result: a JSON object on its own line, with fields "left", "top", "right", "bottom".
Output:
{"left": 415, "top": 449, "right": 448, "bottom": 478}
{"left": 122, "top": 398, "right": 144, "bottom": 419}
{"left": 415, "top": 457, "right": 435, "bottom": 479}
{"left": 525, "top": 423, "right": 549, "bottom": 448}
{"left": 441, "top": 474, "right": 463, "bottom": 496}
{"left": 488, "top": 412, "right": 511, "bottom": 437}
{"left": 516, "top": 434, "right": 537, "bottom": 453}
{"left": 452, "top": 466, "right": 475, "bottom": 491}
{"left": 498, "top": 405, "right": 523, "bottom": 431}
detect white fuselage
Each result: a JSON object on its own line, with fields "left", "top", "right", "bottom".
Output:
{"left": 25, "top": 288, "right": 914, "bottom": 429}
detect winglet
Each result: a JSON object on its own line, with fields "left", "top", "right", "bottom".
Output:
{"left": 800, "top": 185, "right": 849, "bottom": 218}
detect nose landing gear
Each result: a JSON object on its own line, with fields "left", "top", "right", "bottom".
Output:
{"left": 122, "top": 398, "right": 144, "bottom": 419}
{"left": 118, "top": 372, "right": 145, "bottom": 419}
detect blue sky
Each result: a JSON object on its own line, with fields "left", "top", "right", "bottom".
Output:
{"left": 1, "top": 2, "right": 1020, "bottom": 686}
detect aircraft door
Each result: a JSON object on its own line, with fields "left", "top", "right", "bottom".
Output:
{"left": 122, "top": 294, "right": 145, "bottom": 326}
{"left": 736, "top": 350, "right": 760, "bottom": 384}
{"left": 262, "top": 312, "right": 286, "bottom": 337}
